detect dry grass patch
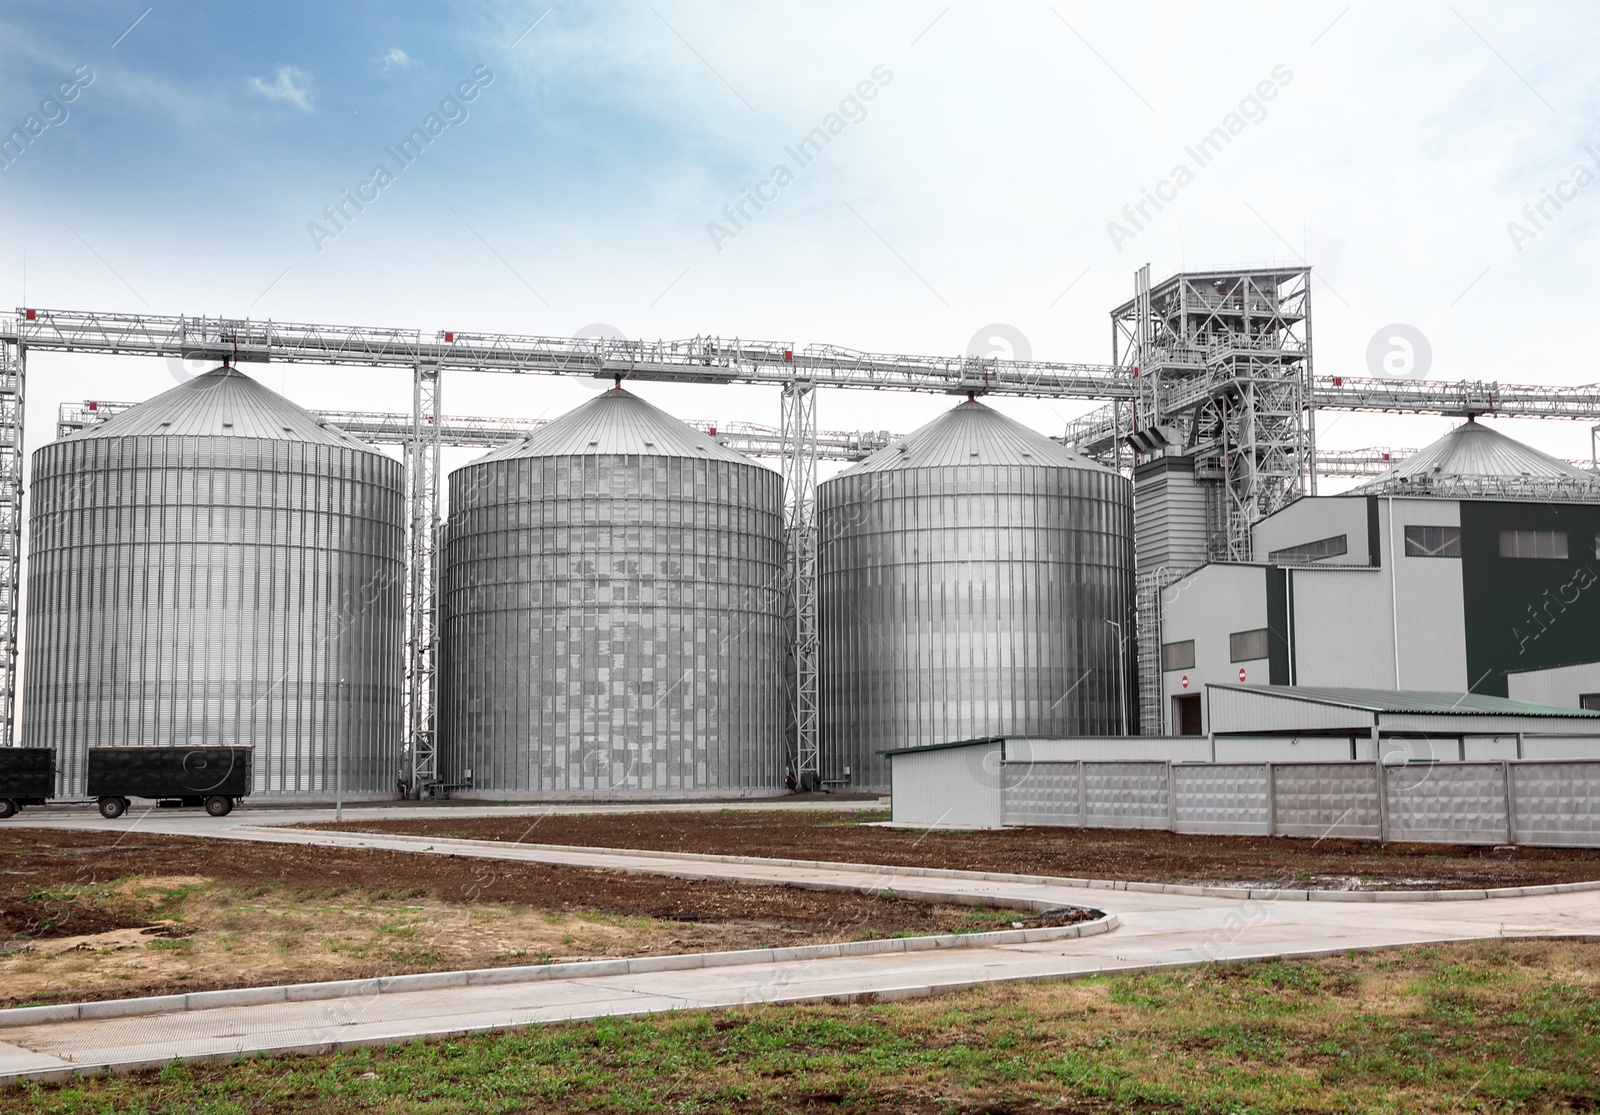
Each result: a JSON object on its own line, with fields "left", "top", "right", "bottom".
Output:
{"left": 1, "top": 874, "right": 727, "bottom": 1008}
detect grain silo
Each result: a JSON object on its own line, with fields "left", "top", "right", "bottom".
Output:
{"left": 440, "top": 386, "right": 785, "bottom": 797}
{"left": 22, "top": 367, "right": 406, "bottom": 797}
{"left": 818, "top": 397, "right": 1135, "bottom": 787}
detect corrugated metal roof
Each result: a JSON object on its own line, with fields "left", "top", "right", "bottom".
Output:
{"left": 68, "top": 366, "right": 372, "bottom": 449}
{"left": 1352, "top": 418, "right": 1600, "bottom": 498}
{"left": 1211, "top": 685, "right": 1600, "bottom": 718}
{"left": 838, "top": 398, "right": 1112, "bottom": 475}
{"left": 475, "top": 386, "right": 760, "bottom": 465}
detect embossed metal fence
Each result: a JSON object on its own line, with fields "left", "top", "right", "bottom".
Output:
{"left": 968, "top": 758, "right": 1599, "bottom": 847}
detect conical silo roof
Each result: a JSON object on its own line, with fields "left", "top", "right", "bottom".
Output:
{"left": 67, "top": 366, "right": 371, "bottom": 449}
{"left": 475, "top": 386, "right": 756, "bottom": 465}
{"left": 837, "top": 397, "right": 1111, "bottom": 475}
{"left": 1352, "top": 418, "right": 1600, "bottom": 499}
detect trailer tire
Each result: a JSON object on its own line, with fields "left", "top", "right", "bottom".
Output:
{"left": 0, "top": 799, "right": 16, "bottom": 819}
{"left": 98, "top": 796, "right": 128, "bottom": 819}
{"left": 204, "top": 795, "right": 233, "bottom": 817}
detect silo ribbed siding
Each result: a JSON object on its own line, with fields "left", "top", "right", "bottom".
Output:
{"left": 442, "top": 452, "right": 785, "bottom": 795}
{"left": 818, "top": 402, "right": 1135, "bottom": 789}
{"left": 24, "top": 430, "right": 405, "bottom": 797}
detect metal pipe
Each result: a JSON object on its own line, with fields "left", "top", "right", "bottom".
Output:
{"left": 1107, "top": 619, "right": 1128, "bottom": 737}
{"left": 1387, "top": 497, "right": 1401, "bottom": 689}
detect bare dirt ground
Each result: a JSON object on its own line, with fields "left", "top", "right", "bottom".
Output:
{"left": 0, "top": 829, "right": 1043, "bottom": 1008}
{"left": 314, "top": 808, "right": 1600, "bottom": 890}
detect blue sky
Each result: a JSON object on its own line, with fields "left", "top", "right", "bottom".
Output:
{"left": 4, "top": 1, "right": 1599, "bottom": 477}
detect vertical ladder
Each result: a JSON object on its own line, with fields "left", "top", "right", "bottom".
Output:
{"left": 1135, "top": 568, "right": 1168, "bottom": 736}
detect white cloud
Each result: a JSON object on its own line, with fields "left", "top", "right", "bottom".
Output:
{"left": 381, "top": 48, "right": 419, "bottom": 72}
{"left": 248, "top": 65, "right": 314, "bottom": 111}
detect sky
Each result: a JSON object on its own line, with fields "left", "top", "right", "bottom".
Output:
{"left": 3, "top": 0, "right": 1600, "bottom": 488}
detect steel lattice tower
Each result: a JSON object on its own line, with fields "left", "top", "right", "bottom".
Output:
{"left": 1112, "top": 265, "right": 1313, "bottom": 561}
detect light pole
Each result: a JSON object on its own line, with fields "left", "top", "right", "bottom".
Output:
{"left": 1105, "top": 619, "right": 1128, "bottom": 737}
{"left": 335, "top": 676, "right": 345, "bottom": 824}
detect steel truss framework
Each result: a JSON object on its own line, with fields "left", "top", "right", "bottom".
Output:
{"left": 0, "top": 337, "right": 21, "bottom": 748}
{"left": 68, "top": 402, "right": 1592, "bottom": 480}
{"left": 11, "top": 296, "right": 1600, "bottom": 776}
{"left": 56, "top": 401, "right": 897, "bottom": 461}
{"left": 404, "top": 362, "right": 442, "bottom": 793}
{"left": 1109, "top": 266, "right": 1313, "bottom": 562}
{"left": 779, "top": 382, "right": 820, "bottom": 788}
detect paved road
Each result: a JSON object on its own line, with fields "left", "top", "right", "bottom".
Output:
{"left": 3, "top": 805, "right": 1597, "bottom": 1084}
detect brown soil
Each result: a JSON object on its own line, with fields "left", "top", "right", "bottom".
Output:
{"left": 0, "top": 829, "right": 1046, "bottom": 1008}
{"left": 315, "top": 808, "right": 1600, "bottom": 890}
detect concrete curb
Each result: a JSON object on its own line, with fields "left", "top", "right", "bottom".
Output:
{"left": 9, "top": 928, "right": 1599, "bottom": 1089}
{"left": 0, "top": 912, "right": 1115, "bottom": 1031}
{"left": 265, "top": 826, "right": 1600, "bottom": 904}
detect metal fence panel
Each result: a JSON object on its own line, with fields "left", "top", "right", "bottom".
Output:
{"left": 1002, "top": 761, "right": 1082, "bottom": 826}
{"left": 1511, "top": 762, "right": 1600, "bottom": 846}
{"left": 1083, "top": 761, "right": 1169, "bottom": 829}
{"left": 1384, "top": 762, "right": 1509, "bottom": 845}
{"left": 890, "top": 742, "right": 1006, "bottom": 828}
{"left": 1272, "top": 763, "right": 1382, "bottom": 839}
{"left": 1174, "top": 763, "right": 1270, "bottom": 835}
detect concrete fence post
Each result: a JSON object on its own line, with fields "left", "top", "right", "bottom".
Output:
{"left": 1502, "top": 759, "right": 1518, "bottom": 845}
{"left": 1077, "top": 759, "right": 1086, "bottom": 828}
{"left": 1265, "top": 761, "right": 1276, "bottom": 837}
{"left": 1375, "top": 759, "right": 1390, "bottom": 844}
{"left": 1166, "top": 761, "right": 1177, "bottom": 832}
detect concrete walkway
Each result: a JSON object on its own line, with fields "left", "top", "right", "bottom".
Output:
{"left": 3, "top": 805, "right": 1598, "bottom": 1084}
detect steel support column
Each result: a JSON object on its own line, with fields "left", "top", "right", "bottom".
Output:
{"left": 0, "top": 334, "right": 23, "bottom": 745}
{"left": 780, "top": 378, "right": 820, "bottom": 789}
{"left": 404, "top": 361, "right": 442, "bottom": 796}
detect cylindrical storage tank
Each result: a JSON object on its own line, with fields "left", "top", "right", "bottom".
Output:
{"left": 22, "top": 367, "right": 406, "bottom": 798}
{"left": 441, "top": 386, "right": 785, "bottom": 797}
{"left": 819, "top": 398, "right": 1135, "bottom": 788}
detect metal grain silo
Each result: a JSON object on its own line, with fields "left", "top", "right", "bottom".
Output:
{"left": 441, "top": 387, "right": 785, "bottom": 797}
{"left": 22, "top": 367, "right": 405, "bottom": 798}
{"left": 819, "top": 397, "right": 1135, "bottom": 787}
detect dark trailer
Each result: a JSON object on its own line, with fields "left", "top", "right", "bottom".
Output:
{"left": 0, "top": 748, "right": 56, "bottom": 818}
{"left": 87, "top": 747, "right": 253, "bottom": 818}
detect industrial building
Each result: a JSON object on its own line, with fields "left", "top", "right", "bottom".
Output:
{"left": 1507, "top": 660, "right": 1600, "bottom": 712}
{"left": 1146, "top": 419, "right": 1600, "bottom": 736}
{"left": 818, "top": 397, "right": 1134, "bottom": 788}
{"left": 439, "top": 386, "right": 786, "bottom": 797}
{"left": 6, "top": 273, "right": 1600, "bottom": 801}
{"left": 22, "top": 367, "right": 406, "bottom": 797}
{"left": 884, "top": 685, "right": 1600, "bottom": 838}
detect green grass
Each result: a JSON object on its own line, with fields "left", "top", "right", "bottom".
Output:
{"left": 11, "top": 939, "right": 1599, "bottom": 1113}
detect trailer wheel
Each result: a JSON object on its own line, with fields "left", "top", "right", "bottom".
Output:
{"left": 98, "top": 796, "right": 128, "bottom": 819}
{"left": 204, "top": 795, "right": 233, "bottom": 817}
{"left": 0, "top": 799, "right": 16, "bottom": 819}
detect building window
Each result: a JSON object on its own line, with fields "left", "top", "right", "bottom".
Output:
{"left": 1583, "top": 694, "right": 1600, "bottom": 712}
{"left": 1404, "top": 525, "right": 1461, "bottom": 557}
{"left": 1499, "top": 530, "right": 1568, "bottom": 559}
{"left": 1230, "top": 628, "right": 1269, "bottom": 662}
{"left": 1268, "top": 534, "right": 1347, "bottom": 563}
{"left": 1161, "top": 640, "right": 1195, "bottom": 671}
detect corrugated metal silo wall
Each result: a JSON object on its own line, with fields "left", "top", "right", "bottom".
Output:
{"left": 22, "top": 435, "right": 406, "bottom": 796}
{"left": 819, "top": 464, "right": 1134, "bottom": 788}
{"left": 441, "top": 453, "right": 785, "bottom": 795}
